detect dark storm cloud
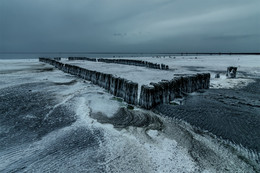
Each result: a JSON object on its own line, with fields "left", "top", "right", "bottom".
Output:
{"left": 0, "top": 0, "right": 259, "bottom": 52}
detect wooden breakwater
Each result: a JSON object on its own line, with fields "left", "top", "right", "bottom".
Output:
{"left": 68, "top": 57, "right": 169, "bottom": 70}
{"left": 40, "top": 58, "right": 210, "bottom": 109}
{"left": 139, "top": 74, "right": 210, "bottom": 109}
{"left": 40, "top": 57, "right": 138, "bottom": 105}
{"left": 68, "top": 57, "right": 97, "bottom": 62}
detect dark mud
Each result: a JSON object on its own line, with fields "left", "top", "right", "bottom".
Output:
{"left": 156, "top": 79, "right": 260, "bottom": 153}
{"left": 2, "top": 127, "right": 105, "bottom": 173}
{"left": 0, "top": 82, "right": 106, "bottom": 172}
{"left": 0, "top": 82, "right": 76, "bottom": 149}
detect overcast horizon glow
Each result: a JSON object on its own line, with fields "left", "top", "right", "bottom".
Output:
{"left": 0, "top": 0, "right": 259, "bottom": 53}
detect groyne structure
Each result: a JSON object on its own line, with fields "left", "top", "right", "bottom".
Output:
{"left": 40, "top": 57, "right": 138, "bottom": 105}
{"left": 139, "top": 74, "right": 210, "bottom": 109}
{"left": 40, "top": 58, "right": 210, "bottom": 109}
{"left": 98, "top": 58, "right": 169, "bottom": 70}
{"left": 68, "top": 57, "right": 169, "bottom": 70}
{"left": 68, "top": 57, "right": 97, "bottom": 62}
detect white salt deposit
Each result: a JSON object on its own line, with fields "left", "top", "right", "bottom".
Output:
{"left": 0, "top": 57, "right": 258, "bottom": 172}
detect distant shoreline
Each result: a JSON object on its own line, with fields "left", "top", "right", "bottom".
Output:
{"left": 0, "top": 52, "right": 260, "bottom": 55}
{"left": 1, "top": 52, "right": 259, "bottom": 60}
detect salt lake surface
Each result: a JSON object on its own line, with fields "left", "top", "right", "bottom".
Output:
{"left": 0, "top": 56, "right": 259, "bottom": 172}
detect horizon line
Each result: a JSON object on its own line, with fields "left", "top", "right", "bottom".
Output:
{"left": 0, "top": 52, "right": 260, "bottom": 55}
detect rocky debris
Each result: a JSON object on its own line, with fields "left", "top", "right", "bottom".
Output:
{"left": 226, "top": 66, "right": 237, "bottom": 78}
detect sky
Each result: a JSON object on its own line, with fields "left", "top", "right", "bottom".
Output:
{"left": 0, "top": 0, "right": 260, "bottom": 53}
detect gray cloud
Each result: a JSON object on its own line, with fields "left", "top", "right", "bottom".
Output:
{"left": 113, "top": 33, "right": 127, "bottom": 37}
{"left": 0, "top": 0, "right": 259, "bottom": 53}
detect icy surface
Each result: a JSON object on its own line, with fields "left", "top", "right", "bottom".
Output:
{"left": 0, "top": 57, "right": 259, "bottom": 172}
{"left": 61, "top": 55, "right": 260, "bottom": 91}
{"left": 111, "top": 55, "right": 260, "bottom": 72}
{"left": 0, "top": 59, "right": 198, "bottom": 172}
{"left": 137, "top": 55, "right": 260, "bottom": 88}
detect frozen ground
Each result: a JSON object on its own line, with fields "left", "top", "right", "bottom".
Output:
{"left": 0, "top": 57, "right": 259, "bottom": 172}
{"left": 0, "top": 60, "right": 196, "bottom": 172}
{"left": 61, "top": 59, "right": 179, "bottom": 99}
{"left": 62, "top": 55, "right": 260, "bottom": 91}
{"left": 111, "top": 55, "right": 260, "bottom": 75}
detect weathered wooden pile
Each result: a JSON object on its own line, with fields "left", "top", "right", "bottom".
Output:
{"left": 39, "top": 58, "right": 210, "bottom": 109}
{"left": 68, "top": 57, "right": 97, "bottom": 62}
{"left": 40, "top": 58, "right": 138, "bottom": 105}
{"left": 98, "top": 58, "right": 168, "bottom": 70}
{"left": 226, "top": 66, "right": 237, "bottom": 78}
{"left": 139, "top": 74, "right": 210, "bottom": 109}
{"left": 53, "top": 57, "right": 61, "bottom": 61}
